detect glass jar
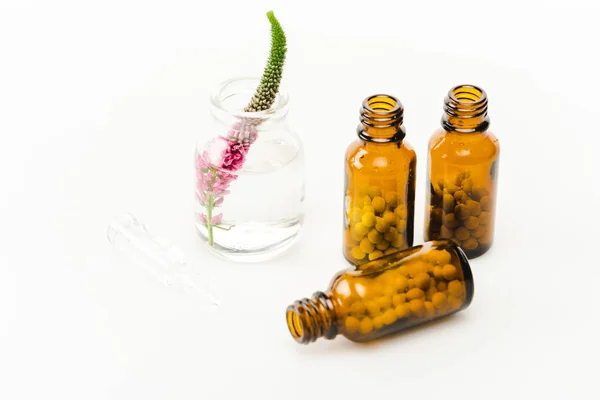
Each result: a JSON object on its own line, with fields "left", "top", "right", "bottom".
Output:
{"left": 342, "top": 95, "right": 417, "bottom": 265}
{"left": 424, "top": 85, "right": 500, "bottom": 259}
{"left": 286, "top": 239, "right": 474, "bottom": 344}
{"left": 194, "top": 77, "right": 305, "bottom": 262}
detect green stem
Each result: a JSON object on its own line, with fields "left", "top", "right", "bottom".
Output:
{"left": 205, "top": 168, "right": 218, "bottom": 247}
{"left": 206, "top": 193, "right": 214, "bottom": 246}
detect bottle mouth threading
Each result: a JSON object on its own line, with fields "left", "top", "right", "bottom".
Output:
{"left": 287, "top": 309, "right": 303, "bottom": 340}
{"left": 360, "top": 94, "right": 404, "bottom": 128}
{"left": 443, "top": 84, "right": 489, "bottom": 132}
{"left": 285, "top": 292, "right": 338, "bottom": 344}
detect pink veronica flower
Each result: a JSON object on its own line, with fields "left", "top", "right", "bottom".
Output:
{"left": 200, "top": 213, "right": 223, "bottom": 225}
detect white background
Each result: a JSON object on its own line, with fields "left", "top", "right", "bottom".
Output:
{"left": 2, "top": 0, "right": 600, "bottom": 399}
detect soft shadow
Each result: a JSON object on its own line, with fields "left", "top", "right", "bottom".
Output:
{"left": 290, "top": 313, "right": 472, "bottom": 357}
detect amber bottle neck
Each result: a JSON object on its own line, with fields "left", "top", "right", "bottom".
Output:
{"left": 286, "top": 291, "right": 338, "bottom": 344}
{"left": 358, "top": 94, "right": 406, "bottom": 143}
{"left": 442, "top": 84, "right": 490, "bottom": 133}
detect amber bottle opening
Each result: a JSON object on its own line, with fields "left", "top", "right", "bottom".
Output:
{"left": 359, "top": 94, "right": 406, "bottom": 142}
{"left": 442, "top": 84, "right": 490, "bottom": 132}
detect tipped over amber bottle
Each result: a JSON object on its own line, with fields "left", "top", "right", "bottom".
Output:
{"left": 286, "top": 240, "right": 474, "bottom": 344}
{"left": 424, "top": 85, "right": 500, "bottom": 259}
{"left": 342, "top": 95, "right": 417, "bottom": 265}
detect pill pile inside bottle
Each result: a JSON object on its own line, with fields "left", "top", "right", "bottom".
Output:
{"left": 427, "top": 172, "right": 494, "bottom": 256}
{"left": 344, "top": 185, "right": 410, "bottom": 263}
{"left": 338, "top": 248, "right": 468, "bottom": 339}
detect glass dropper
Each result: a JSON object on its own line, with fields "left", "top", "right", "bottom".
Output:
{"left": 107, "top": 212, "right": 220, "bottom": 307}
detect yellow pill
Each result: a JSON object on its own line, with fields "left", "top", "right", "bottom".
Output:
{"left": 479, "top": 211, "right": 491, "bottom": 225}
{"left": 428, "top": 249, "right": 452, "bottom": 265}
{"left": 376, "top": 240, "right": 390, "bottom": 251}
{"left": 362, "top": 196, "right": 372, "bottom": 206}
{"left": 395, "top": 275, "right": 409, "bottom": 292}
{"left": 362, "top": 212, "right": 376, "bottom": 227}
{"left": 382, "top": 309, "right": 397, "bottom": 325}
{"left": 368, "top": 229, "right": 383, "bottom": 244}
{"left": 464, "top": 216, "right": 479, "bottom": 230}
{"left": 442, "top": 194, "right": 456, "bottom": 213}
{"left": 396, "top": 219, "right": 407, "bottom": 233}
{"left": 462, "top": 237, "right": 479, "bottom": 250}
{"left": 350, "top": 230, "right": 365, "bottom": 242}
{"left": 382, "top": 211, "right": 396, "bottom": 226}
{"left": 414, "top": 273, "right": 431, "bottom": 291}
{"left": 384, "top": 226, "right": 398, "bottom": 242}
{"left": 345, "top": 316, "right": 361, "bottom": 332}
{"left": 392, "top": 293, "right": 406, "bottom": 307}
{"left": 359, "top": 238, "right": 375, "bottom": 253}
{"left": 372, "top": 315, "right": 384, "bottom": 329}
{"left": 369, "top": 250, "right": 384, "bottom": 260}
{"left": 391, "top": 235, "right": 406, "bottom": 248}
{"left": 359, "top": 317, "right": 374, "bottom": 334}
{"left": 369, "top": 186, "right": 382, "bottom": 198}
{"left": 350, "top": 247, "right": 366, "bottom": 260}
{"left": 365, "top": 301, "right": 381, "bottom": 316}
{"left": 362, "top": 205, "right": 375, "bottom": 214}
{"left": 384, "top": 248, "right": 398, "bottom": 255}
{"left": 433, "top": 266, "right": 444, "bottom": 279}
{"left": 471, "top": 188, "right": 489, "bottom": 201}
{"left": 394, "top": 303, "right": 410, "bottom": 318}
{"left": 441, "top": 225, "right": 454, "bottom": 239}
{"left": 448, "top": 295, "right": 463, "bottom": 310}
{"left": 448, "top": 280, "right": 465, "bottom": 297}
{"left": 461, "top": 178, "right": 473, "bottom": 194}
{"left": 454, "top": 190, "right": 467, "bottom": 204}
{"left": 406, "top": 288, "right": 425, "bottom": 300}
{"left": 383, "top": 284, "right": 397, "bottom": 297}
{"left": 408, "top": 279, "right": 416, "bottom": 289}
{"left": 480, "top": 196, "right": 490, "bottom": 211}
{"left": 424, "top": 301, "right": 436, "bottom": 317}
{"left": 442, "top": 264, "right": 458, "bottom": 280}
{"left": 444, "top": 182, "right": 460, "bottom": 194}
{"left": 455, "top": 204, "right": 470, "bottom": 220}
{"left": 471, "top": 225, "right": 487, "bottom": 239}
{"left": 466, "top": 200, "right": 481, "bottom": 217}
{"left": 437, "top": 281, "right": 448, "bottom": 292}
{"left": 408, "top": 262, "right": 429, "bottom": 277}
{"left": 372, "top": 196, "right": 386, "bottom": 213}
{"left": 454, "top": 227, "right": 470, "bottom": 241}
{"left": 350, "top": 301, "right": 366, "bottom": 316}
{"left": 375, "top": 296, "right": 392, "bottom": 310}
{"left": 350, "top": 207, "right": 363, "bottom": 222}
{"left": 353, "top": 222, "right": 370, "bottom": 236}
{"left": 385, "top": 192, "right": 398, "bottom": 208}
{"left": 432, "top": 292, "right": 448, "bottom": 309}
{"left": 427, "top": 281, "right": 437, "bottom": 296}
{"left": 409, "top": 299, "right": 425, "bottom": 317}
{"left": 395, "top": 205, "right": 408, "bottom": 219}
{"left": 375, "top": 218, "right": 390, "bottom": 233}
{"left": 444, "top": 213, "right": 460, "bottom": 229}
{"left": 357, "top": 185, "right": 369, "bottom": 198}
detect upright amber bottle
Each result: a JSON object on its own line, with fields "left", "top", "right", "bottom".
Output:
{"left": 286, "top": 240, "right": 474, "bottom": 344}
{"left": 343, "top": 95, "right": 417, "bottom": 265}
{"left": 424, "top": 85, "right": 500, "bottom": 259}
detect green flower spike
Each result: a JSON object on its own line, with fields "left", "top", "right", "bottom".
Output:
{"left": 244, "top": 11, "right": 287, "bottom": 113}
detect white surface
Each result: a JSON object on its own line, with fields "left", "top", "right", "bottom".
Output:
{"left": 2, "top": 1, "right": 600, "bottom": 399}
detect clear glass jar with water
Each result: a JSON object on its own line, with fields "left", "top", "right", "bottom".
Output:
{"left": 194, "top": 77, "right": 305, "bottom": 262}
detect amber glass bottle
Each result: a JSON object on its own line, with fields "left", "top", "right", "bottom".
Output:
{"left": 286, "top": 240, "right": 474, "bottom": 344}
{"left": 342, "top": 95, "right": 417, "bottom": 265}
{"left": 424, "top": 85, "right": 500, "bottom": 259}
